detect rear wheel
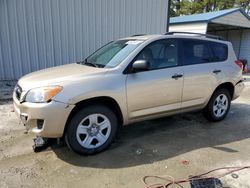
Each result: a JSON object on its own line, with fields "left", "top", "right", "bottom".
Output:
{"left": 203, "top": 89, "right": 231, "bottom": 122}
{"left": 65, "top": 105, "right": 118, "bottom": 155}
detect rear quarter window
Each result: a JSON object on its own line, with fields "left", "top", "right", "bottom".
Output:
{"left": 209, "top": 42, "right": 228, "bottom": 62}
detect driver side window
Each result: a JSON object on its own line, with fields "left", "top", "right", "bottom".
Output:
{"left": 135, "top": 39, "right": 179, "bottom": 70}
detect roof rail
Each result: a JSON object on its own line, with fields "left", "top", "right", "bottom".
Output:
{"left": 164, "top": 32, "right": 225, "bottom": 40}
{"left": 131, "top": 34, "right": 146, "bottom": 37}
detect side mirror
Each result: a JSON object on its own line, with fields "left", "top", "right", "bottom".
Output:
{"left": 132, "top": 60, "right": 149, "bottom": 72}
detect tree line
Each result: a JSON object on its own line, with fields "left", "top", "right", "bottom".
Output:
{"left": 170, "top": 0, "right": 250, "bottom": 17}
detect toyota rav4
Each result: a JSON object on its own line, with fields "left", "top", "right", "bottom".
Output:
{"left": 13, "top": 32, "right": 244, "bottom": 154}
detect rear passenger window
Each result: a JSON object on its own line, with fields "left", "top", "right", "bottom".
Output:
{"left": 210, "top": 42, "right": 228, "bottom": 61}
{"left": 182, "top": 40, "right": 213, "bottom": 65}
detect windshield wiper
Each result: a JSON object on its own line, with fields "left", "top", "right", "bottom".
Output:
{"left": 85, "top": 62, "right": 98, "bottom": 67}
{"left": 77, "top": 59, "right": 97, "bottom": 67}
{"left": 78, "top": 59, "right": 105, "bottom": 68}
{"left": 84, "top": 59, "right": 98, "bottom": 67}
{"left": 94, "top": 63, "right": 105, "bottom": 68}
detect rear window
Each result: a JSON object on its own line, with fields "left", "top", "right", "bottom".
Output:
{"left": 182, "top": 39, "right": 228, "bottom": 65}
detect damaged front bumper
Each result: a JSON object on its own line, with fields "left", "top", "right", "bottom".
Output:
{"left": 13, "top": 94, "right": 74, "bottom": 138}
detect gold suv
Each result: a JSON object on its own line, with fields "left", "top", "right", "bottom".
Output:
{"left": 13, "top": 33, "right": 244, "bottom": 154}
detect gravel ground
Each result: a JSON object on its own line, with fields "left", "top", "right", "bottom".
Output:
{"left": 0, "top": 76, "right": 250, "bottom": 188}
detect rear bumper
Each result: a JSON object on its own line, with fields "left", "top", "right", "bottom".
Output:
{"left": 13, "top": 94, "right": 74, "bottom": 138}
{"left": 233, "top": 80, "right": 245, "bottom": 100}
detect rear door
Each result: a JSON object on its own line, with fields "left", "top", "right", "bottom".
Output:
{"left": 180, "top": 39, "right": 228, "bottom": 109}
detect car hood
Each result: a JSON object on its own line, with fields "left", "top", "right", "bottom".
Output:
{"left": 18, "top": 63, "right": 108, "bottom": 91}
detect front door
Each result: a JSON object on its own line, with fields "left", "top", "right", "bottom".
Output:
{"left": 125, "top": 39, "right": 184, "bottom": 119}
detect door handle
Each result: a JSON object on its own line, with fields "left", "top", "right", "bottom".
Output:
{"left": 213, "top": 69, "right": 221, "bottom": 74}
{"left": 172, "top": 74, "right": 183, "bottom": 80}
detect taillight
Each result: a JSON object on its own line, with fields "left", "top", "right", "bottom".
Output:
{"left": 235, "top": 60, "right": 243, "bottom": 69}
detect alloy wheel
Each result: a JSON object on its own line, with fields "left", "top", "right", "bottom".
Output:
{"left": 76, "top": 114, "right": 111, "bottom": 149}
{"left": 213, "top": 94, "right": 228, "bottom": 118}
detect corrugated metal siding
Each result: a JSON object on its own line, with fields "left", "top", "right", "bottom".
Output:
{"left": 210, "top": 30, "right": 227, "bottom": 38}
{"left": 169, "top": 22, "right": 207, "bottom": 34}
{"left": 0, "top": 0, "right": 169, "bottom": 80}
{"left": 239, "top": 29, "right": 250, "bottom": 67}
{"left": 228, "top": 30, "right": 241, "bottom": 58}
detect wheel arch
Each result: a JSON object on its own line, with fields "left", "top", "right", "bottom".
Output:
{"left": 213, "top": 82, "right": 234, "bottom": 99}
{"left": 205, "top": 82, "right": 234, "bottom": 108}
{"left": 203, "top": 82, "right": 234, "bottom": 122}
{"left": 63, "top": 96, "right": 124, "bottom": 137}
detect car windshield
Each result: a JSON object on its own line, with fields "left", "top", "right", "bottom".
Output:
{"left": 83, "top": 39, "right": 144, "bottom": 68}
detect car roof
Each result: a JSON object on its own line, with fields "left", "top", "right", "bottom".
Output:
{"left": 120, "top": 33, "right": 229, "bottom": 44}
{"left": 120, "top": 34, "right": 162, "bottom": 41}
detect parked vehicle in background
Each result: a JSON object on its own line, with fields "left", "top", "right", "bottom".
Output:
{"left": 13, "top": 32, "right": 244, "bottom": 155}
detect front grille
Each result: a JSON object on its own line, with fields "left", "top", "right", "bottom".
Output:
{"left": 14, "top": 85, "right": 22, "bottom": 101}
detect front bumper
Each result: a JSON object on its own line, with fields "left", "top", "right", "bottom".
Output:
{"left": 13, "top": 94, "right": 74, "bottom": 138}
{"left": 233, "top": 80, "right": 245, "bottom": 100}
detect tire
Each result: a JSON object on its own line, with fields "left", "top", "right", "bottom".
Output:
{"left": 65, "top": 105, "right": 118, "bottom": 155}
{"left": 203, "top": 88, "right": 231, "bottom": 122}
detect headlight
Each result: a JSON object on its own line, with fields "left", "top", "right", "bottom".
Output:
{"left": 25, "top": 86, "right": 62, "bottom": 103}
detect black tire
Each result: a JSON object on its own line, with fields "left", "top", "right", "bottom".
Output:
{"left": 65, "top": 105, "right": 118, "bottom": 155}
{"left": 203, "top": 88, "right": 231, "bottom": 122}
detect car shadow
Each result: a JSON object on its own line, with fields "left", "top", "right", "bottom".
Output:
{"left": 53, "top": 102, "right": 250, "bottom": 169}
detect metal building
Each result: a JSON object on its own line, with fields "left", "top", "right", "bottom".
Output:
{"left": 0, "top": 0, "right": 169, "bottom": 80}
{"left": 169, "top": 8, "right": 250, "bottom": 68}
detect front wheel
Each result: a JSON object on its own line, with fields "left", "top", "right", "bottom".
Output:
{"left": 203, "top": 89, "right": 231, "bottom": 122}
{"left": 65, "top": 105, "right": 118, "bottom": 155}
